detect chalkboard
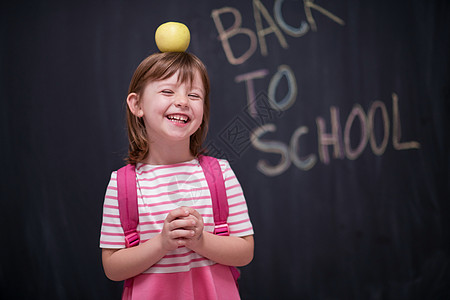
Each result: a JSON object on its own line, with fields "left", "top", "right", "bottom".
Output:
{"left": 1, "top": 0, "right": 449, "bottom": 299}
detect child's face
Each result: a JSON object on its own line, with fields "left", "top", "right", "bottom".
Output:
{"left": 138, "top": 70, "right": 205, "bottom": 147}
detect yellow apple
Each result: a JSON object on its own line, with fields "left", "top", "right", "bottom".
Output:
{"left": 155, "top": 22, "right": 190, "bottom": 52}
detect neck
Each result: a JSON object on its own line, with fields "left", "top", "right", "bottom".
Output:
{"left": 144, "top": 140, "right": 194, "bottom": 165}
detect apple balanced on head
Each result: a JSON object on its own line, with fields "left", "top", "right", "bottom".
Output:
{"left": 155, "top": 21, "right": 191, "bottom": 52}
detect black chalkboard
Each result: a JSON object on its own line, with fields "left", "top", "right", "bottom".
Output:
{"left": 1, "top": 0, "right": 449, "bottom": 299}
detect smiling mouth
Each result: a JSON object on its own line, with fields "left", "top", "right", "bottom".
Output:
{"left": 166, "top": 114, "right": 190, "bottom": 124}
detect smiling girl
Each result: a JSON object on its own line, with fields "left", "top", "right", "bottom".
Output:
{"left": 99, "top": 52, "right": 254, "bottom": 299}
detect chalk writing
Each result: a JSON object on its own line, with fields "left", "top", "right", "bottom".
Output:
{"left": 344, "top": 104, "right": 368, "bottom": 160}
{"left": 316, "top": 106, "right": 344, "bottom": 164}
{"left": 274, "top": 0, "right": 309, "bottom": 37}
{"left": 392, "top": 93, "right": 420, "bottom": 150}
{"left": 211, "top": 0, "right": 345, "bottom": 65}
{"left": 368, "top": 101, "right": 390, "bottom": 155}
{"left": 211, "top": 7, "right": 258, "bottom": 65}
{"left": 235, "top": 69, "right": 269, "bottom": 117}
{"left": 290, "top": 126, "right": 317, "bottom": 171}
{"left": 251, "top": 93, "right": 421, "bottom": 176}
{"left": 253, "top": 0, "right": 289, "bottom": 56}
{"left": 210, "top": 1, "right": 420, "bottom": 176}
{"left": 268, "top": 65, "right": 297, "bottom": 111}
{"left": 251, "top": 124, "right": 291, "bottom": 176}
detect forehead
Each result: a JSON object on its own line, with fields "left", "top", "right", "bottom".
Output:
{"left": 158, "top": 69, "right": 204, "bottom": 89}
{"left": 143, "top": 70, "right": 204, "bottom": 96}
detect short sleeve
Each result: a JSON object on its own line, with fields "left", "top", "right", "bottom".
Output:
{"left": 99, "top": 171, "right": 126, "bottom": 249}
{"left": 218, "top": 159, "right": 254, "bottom": 237}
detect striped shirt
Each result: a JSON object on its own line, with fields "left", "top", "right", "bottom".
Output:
{"left": 99, "top": 158, "right": 253, "bottom": 274}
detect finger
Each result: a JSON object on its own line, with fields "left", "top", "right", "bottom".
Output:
{"left": 166, "top": 207, "right": 190, "bottom": 223}
{"left": 176, "top": 214, "right": 197, "bottom": 224}
{"left": 187, "top": 209, "right": 204, "bottom": 228}
{"left": 188, "top": 209, "right": 202, "bottom": 219}
{"left": 170, "top": 218, "right": 196, "bottom": 231}
{"left": 187, "top": 210, "right": 204, "bottom": 227}
{"left": 170, "top": 228, "right": 195, "bottom": 240}
{"left": 181, "top": 206, "right": 203, "bottom": 217}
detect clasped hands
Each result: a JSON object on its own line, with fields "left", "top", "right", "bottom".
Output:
{"left": 161, "top": 206, "right": 205, "bottom": 252}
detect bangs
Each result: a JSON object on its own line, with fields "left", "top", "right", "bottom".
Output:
{"left": 163, "top": 56, "right": 198, "bottom": 87}
{"left": 146, "top": 52, "right": 207, "bottom": 91}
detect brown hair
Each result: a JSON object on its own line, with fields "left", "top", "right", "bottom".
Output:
{"left": 126, "top": 52, "right": 210, "bottom": 164}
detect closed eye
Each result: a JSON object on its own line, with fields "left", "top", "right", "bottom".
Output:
{"left": 161, "top": 90, "right": 174, "bottom": 95}
{"left": 188, "top": 94, "right": 202, "bottom": 100}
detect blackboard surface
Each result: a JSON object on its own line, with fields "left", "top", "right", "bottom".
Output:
{"left": 1, "top": 1, "right": 449, "bottom": 299}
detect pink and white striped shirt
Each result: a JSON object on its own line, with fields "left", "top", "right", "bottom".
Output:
{"left": 99, "top": 158, "right": 254, "bottom": 275}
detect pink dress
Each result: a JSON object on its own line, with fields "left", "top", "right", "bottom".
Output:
{"left": 123, "top": 264, "right": 239, "bottom": 300}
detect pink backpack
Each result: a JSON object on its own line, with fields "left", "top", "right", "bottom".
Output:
{"left": 116, "top": 155, "right": 240, "bottom": 288}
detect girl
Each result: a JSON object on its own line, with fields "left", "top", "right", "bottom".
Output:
{"left": 99, "top": 52, "right": 254, "bottom": 299}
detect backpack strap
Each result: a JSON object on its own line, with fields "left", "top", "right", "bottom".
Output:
{"left": 117, "top": 164, "right": 140, "bottom": 248}
{"left": 199, "top": 155, "right": 241, "bottom": 286}
{"left": 198, "top": 155, "right": 230, "bottom": 236}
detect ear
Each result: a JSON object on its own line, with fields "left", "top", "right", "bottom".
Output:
{"left": 127, "top": 93, "right": 144, "bottom": 117}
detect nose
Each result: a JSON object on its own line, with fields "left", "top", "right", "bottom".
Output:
{"left": 174, "top": 95, "right": 189, "bottom": 108}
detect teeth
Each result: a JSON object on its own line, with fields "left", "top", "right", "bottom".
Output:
{"left": 167, "top": 114, "right": 189, "bottom": 123}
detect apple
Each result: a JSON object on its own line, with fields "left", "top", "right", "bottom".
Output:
{"left": 155, "top": 21, "right": 190, "bottom": 52}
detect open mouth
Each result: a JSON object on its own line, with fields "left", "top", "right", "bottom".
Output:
{"left": 166, "top": 114, "right": 190, "bottom": 124}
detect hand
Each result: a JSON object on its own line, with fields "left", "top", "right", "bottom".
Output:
{"left": 160, "top": 207, "right": 196, "bottom": 251}
{"left": 183, "top": 209, "right": 205, "bottom": 249}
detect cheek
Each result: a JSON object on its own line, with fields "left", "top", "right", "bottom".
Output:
{"left": 194, "top": 103, "right": 204, "bottom": 122}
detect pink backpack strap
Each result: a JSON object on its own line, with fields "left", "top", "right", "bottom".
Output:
{"left": 117, "top": 164, "right": 140, "bottom": 248}
{"left": 199, "top": 155, "right": 241, "bottom": 286}
{"left": 117, "top": 164, "right": 140, "bottom": 291}
{"left": 199, "top": 155, "right": 229, "bottom": 236}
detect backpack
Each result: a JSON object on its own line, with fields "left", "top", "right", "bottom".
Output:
{"left": 116, "top": 155, "right": 240, "bottom": 288}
